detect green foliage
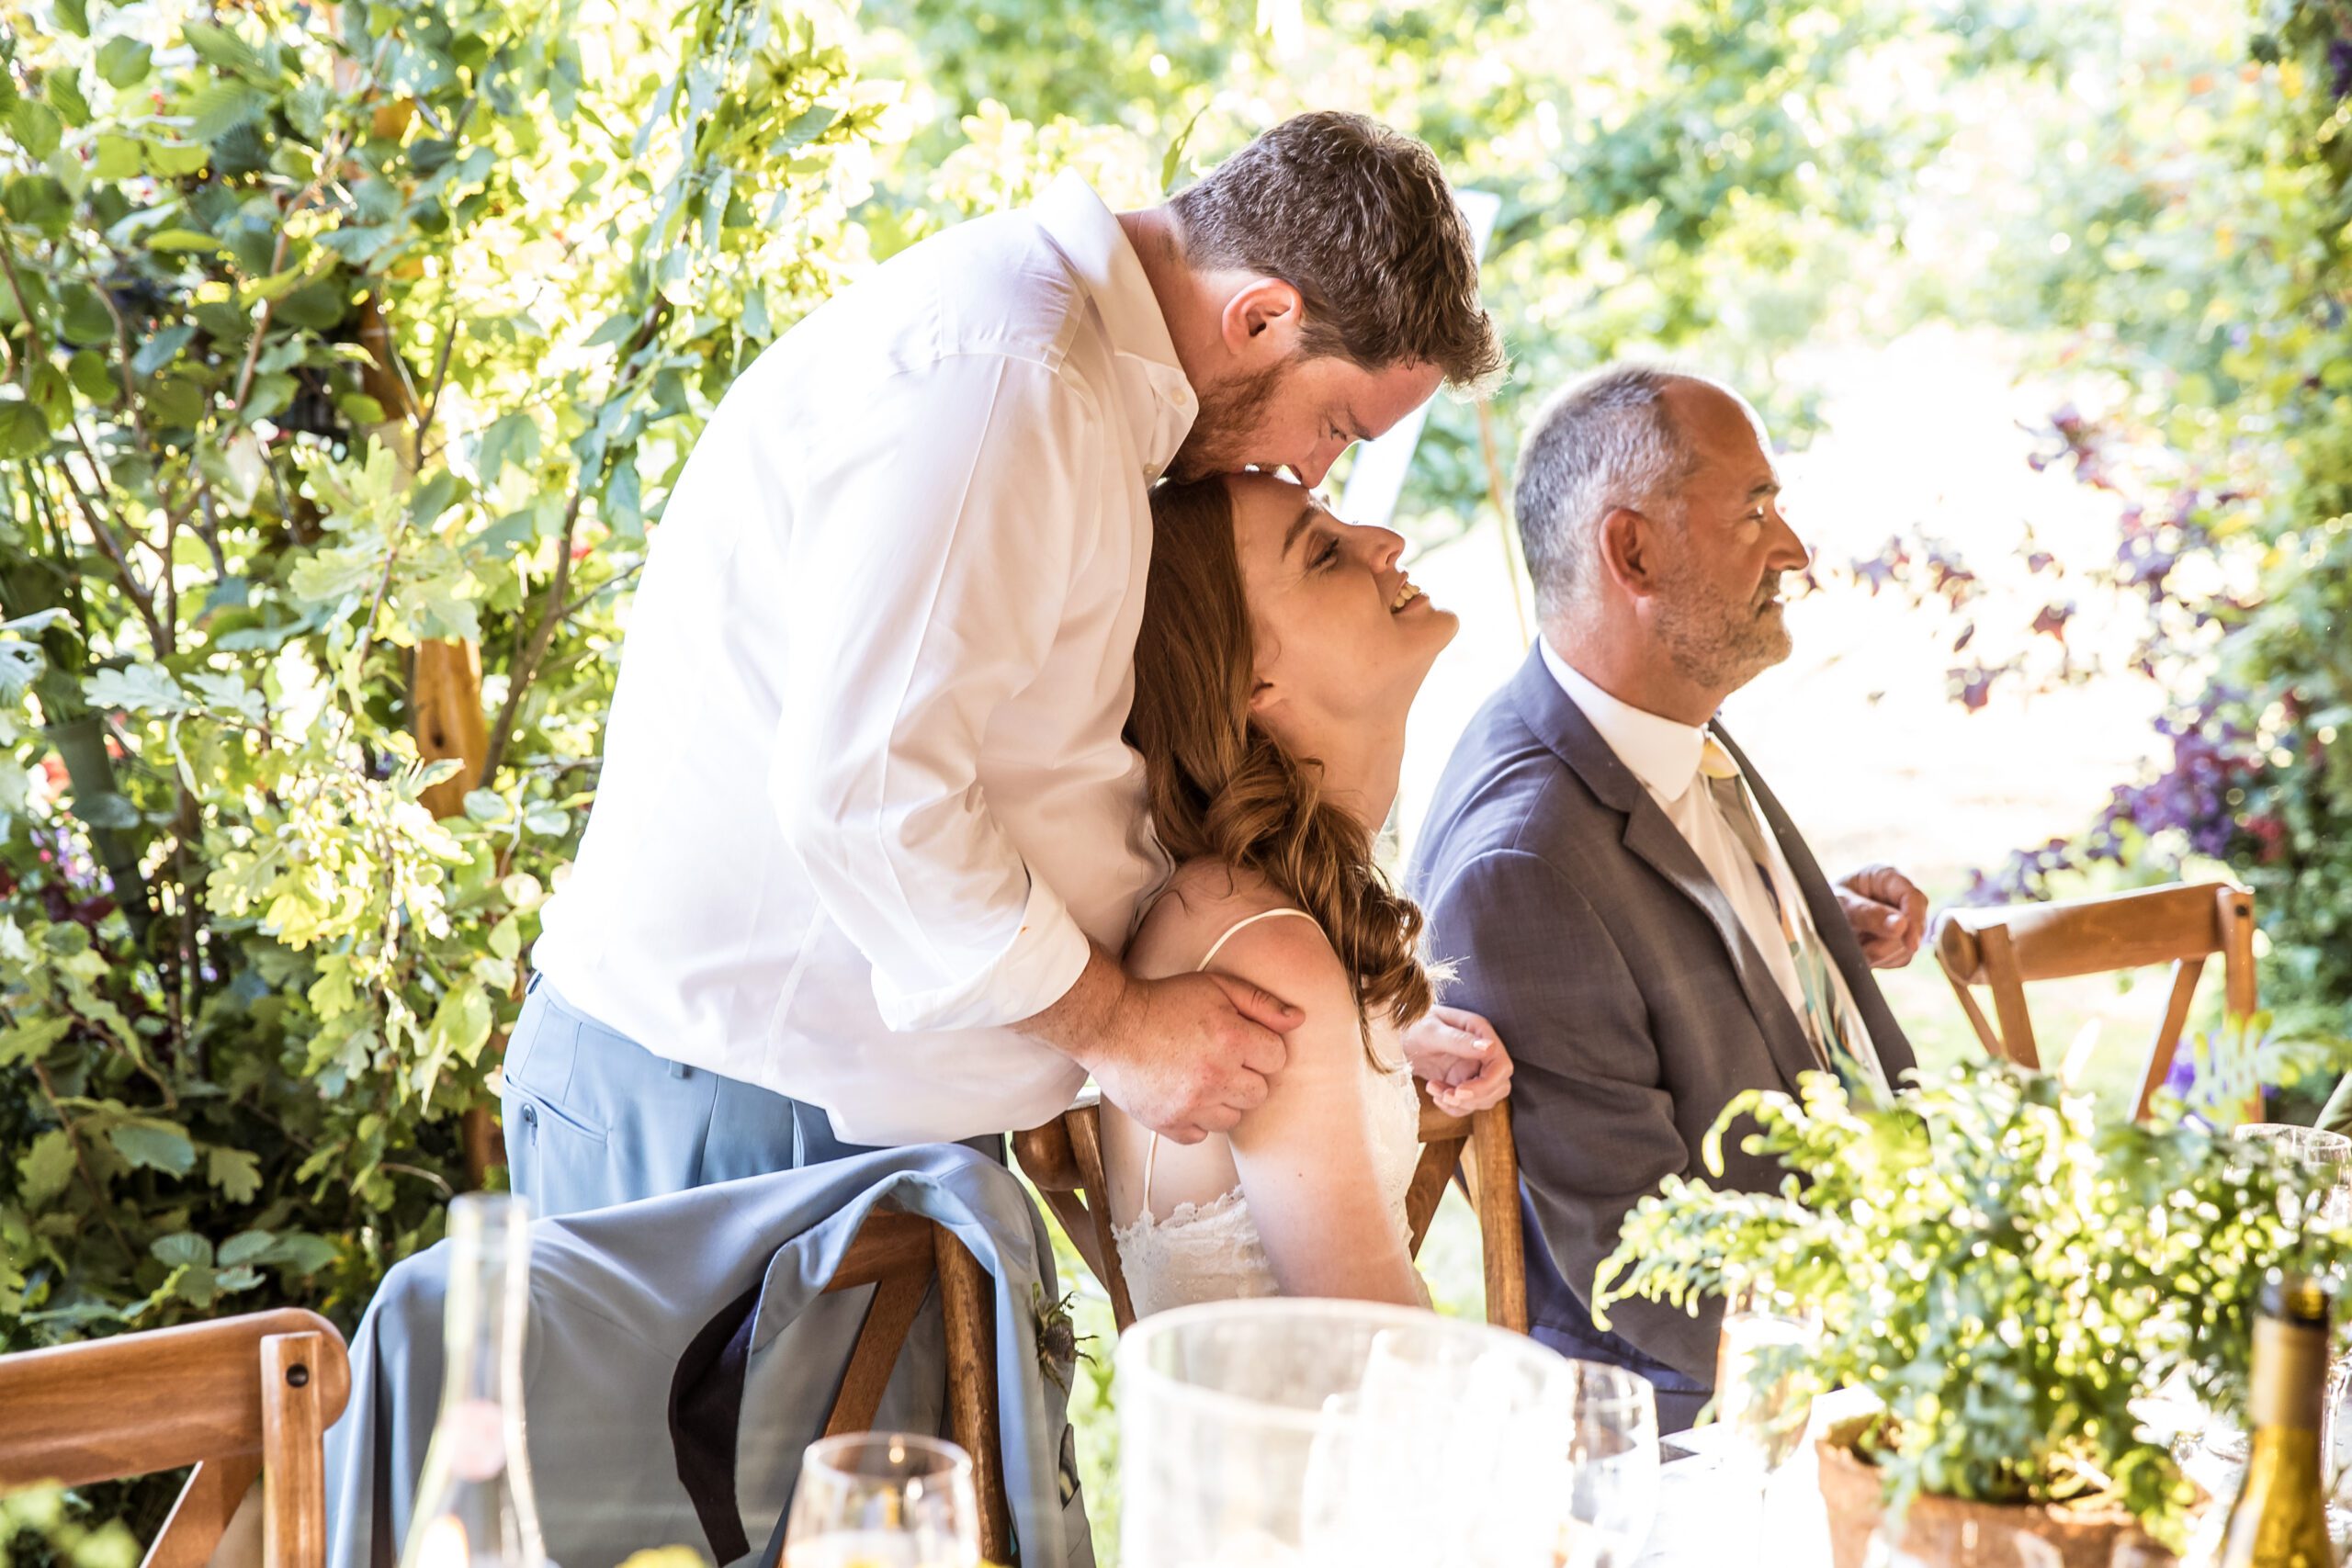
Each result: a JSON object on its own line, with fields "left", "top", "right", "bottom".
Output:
{"left": 1946, "top": 2, "right": 2352, "bottom": 1043}
{"left": 1, "top": 1487, "right": 138, "bottom": 1568}
{"left": 0, "top": 0, "right": 897, "bottom": 1349}
{"left": 1595, "top": 1064, "right": 2350, "bottom": 1548}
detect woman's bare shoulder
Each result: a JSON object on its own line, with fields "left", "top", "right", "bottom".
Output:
{"left": 1128, "top": 860, "right": 1309, "bottom": 977}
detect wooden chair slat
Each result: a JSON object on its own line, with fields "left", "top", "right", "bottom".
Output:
{"left": 820, "top": 1212, "right": 936, "bottom": 1293}
{"left": 2136, "top": 956, "right": 2208, "bottom": 1121}
{"left": 1468, "top": 1105, "right": 1528, "bottom": 1334}
{"left": 143, "top": 1455, "right": 261, "bottom": 1568}
{"left": 259, "top": 1332, "right": 329, "bottom": 1568}
{"left": 1930, "top": 880, "right": 2258, "bottom": 1124}
{"left": 0, "top": 1307, "right": 349, "bottom": 1492}
{"left": 1935, "top": 882, "right": 2233, "bottom": 984}
{"left": 1404, "top": 1137, "right": 1464, "bottom": 1257}
{"left": 824, "top": 1271, "right": 932, "bottom": 1439}
{"left": 934, "top": 1229, "right": 1012, "bottom": 1566}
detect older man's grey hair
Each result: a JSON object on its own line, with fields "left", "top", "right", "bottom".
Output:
{"left": 1514, "top": 364, "right": 1718, "bottom": 622}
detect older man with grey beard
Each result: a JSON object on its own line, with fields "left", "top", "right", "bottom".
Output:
{"left": 1410, "top": 365, "right": 1928, "bottom": 1430}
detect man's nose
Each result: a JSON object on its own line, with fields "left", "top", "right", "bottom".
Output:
{"left": 1289, "top": 449, "right": 1336, "bottom": 488}
{"left": 1767, "top": 513, "right": 1810, "bottom": 569}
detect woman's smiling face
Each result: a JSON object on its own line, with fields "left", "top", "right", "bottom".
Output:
{"left": 1223, "top": 470, "right": 1459, "bottom": 750}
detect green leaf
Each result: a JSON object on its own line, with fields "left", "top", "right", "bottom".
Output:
{"left": 26, "top": 362, "right": 70, "bottom": 428}
{"left": 208, "top": 1146, "right": 264, "bottom": 1204}
{"left": 269, "top": 1233, "right": 340, "bottom": 1275}
{"left": 131, "top": 322, "right": 197, "bottom": 377}
{"left": 218, "top": 1231, "right": 274, "bottom": 1267}
{"left": 0, "top": 396, "right": 51, "bottom": 460}
{"left": 488, "top": 915, "right": 522, "bottom": 963}
{"left": 45, "top": 71, "right": 91, "bottom": 129}
{"left": 74, "top": 791, "right": 140, "bottom": 834}
{"left": 475, "top": 410, "right": 541, "bottom": 481}
{"left": 151, "top": 1231, "right": 214, "bottom": 1269}
{"left": 0, "top": 1014, "right": 74, "bottom": 1066}
{"left": 182, "top": 21, "right": 265, "bottom": 77}
{"left": 186, "top": 81, "right": 260, "bottom": 142}
{"left": 146, "top": 228, "right": 223, "bottom": 254}
{"left": 18, "top": 1130, "right": 76, "bottom": 1205}
{"left": 462, "top": 787, "right": 510, "bottom": 823}
{"left": 425, "top": 980, "right": 493, "bottom": 1067}
{"left": 7, "top": 100, "right": 62, "bottom": 161}
{"left": 53, "top": 0, "right": 87, "bottom": 35}
{"left": 145, "top": 139, "right": 209, "bottom": 176}
{"left": 85, "top": 662, "right": 187, "bottom": 713}
{"left": 334, "top": 392, "right": 386, "bottom": 424}
{"left": 97, "top": 38, "right": 153, "bottom": 88}
{"left": 68, "top": 348, "right": 115, "bottom": 400}
{"left": 60, "top": 283, "right": 114, "bottom": 344}
{"left": 110, "top": 1120, "right": 197, "bottom": 1177}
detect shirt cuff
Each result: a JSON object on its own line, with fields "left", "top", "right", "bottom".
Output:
{"left": 869, "top": 874, "right": 1094, "bottom": 1033}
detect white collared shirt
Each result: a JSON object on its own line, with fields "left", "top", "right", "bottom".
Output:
{"left": 532, "top": 175, "right": 1191, "bottom": 1144}
{"left": 1537, "top": 638, "right": 1810, "bottom": 1021}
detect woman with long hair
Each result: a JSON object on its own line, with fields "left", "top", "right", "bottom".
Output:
{"left": 1102, "top": 469, "right": 1501, "bottom": 1314}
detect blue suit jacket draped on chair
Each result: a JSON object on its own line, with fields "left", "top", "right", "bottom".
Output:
{"left": 324, "top": 1145, "right": 1093, "bottom": 1568}
{"left": 1409, "top": 646, "right": 1917, "bottom": 1423}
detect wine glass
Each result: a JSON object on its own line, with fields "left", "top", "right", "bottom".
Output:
{"left": 1713, "top": 1305, "right": 1817, "bottom": 1545}
{"left": 1556, "top": 1360, "right": 1659, "bottom": 1568}
{"left": 781, "top": 1433, "right": 981, "bottom": 1568}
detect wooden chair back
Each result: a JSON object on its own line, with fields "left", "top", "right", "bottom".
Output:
{"left": 1931, "top": 880, "right": 2257, "bottom": 1121}
{"left": 0, "top": 1308, "right": 350, "bottom": 1568}
{"left": 1012, "top": 1085, "right": 1528, "bottom": 1335}
{"left": 819, "top": 1212, "right": 1012, "bottom": 1564}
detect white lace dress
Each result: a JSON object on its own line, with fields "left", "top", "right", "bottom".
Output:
{"left": 1109, "top": 908, "right": 1429, "bottom": 1318}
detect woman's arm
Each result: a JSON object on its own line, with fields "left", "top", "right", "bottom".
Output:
{"left": 1211, "top": 918, "right": 1425, "bottom": 1306}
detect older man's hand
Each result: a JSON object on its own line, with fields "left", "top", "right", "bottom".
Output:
{"left": 1401, "top": 1004, "right": 1514, "bottom": 1115}
{"left": 1835, "top": 863, "right": 1928, "bottom": 967}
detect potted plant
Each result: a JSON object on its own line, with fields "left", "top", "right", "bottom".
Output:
{"left": 1594, "top": 1063, "right": 2350, "bottom": 1566}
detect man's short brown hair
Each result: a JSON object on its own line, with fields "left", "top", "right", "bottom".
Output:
{"left": 1169, "top": 112, "right": 1505, "bottom": 393}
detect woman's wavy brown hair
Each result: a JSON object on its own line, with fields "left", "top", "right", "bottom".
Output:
{"left": 1130, "top": 476, "right": 1434, "bottom": 1058}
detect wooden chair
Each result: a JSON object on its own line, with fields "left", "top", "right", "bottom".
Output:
{"left": 1012, "top": 1084, "right": 1529, "bottom": 1335}
{"left": 819, "top": 1211, "right": 1013, "bottom": 1564}
{"left": 0, "top": 1308, "right": 350, "bottom": 1568}
{"left": 1931, "top": 881, "right": 2257, "bottom": 1122}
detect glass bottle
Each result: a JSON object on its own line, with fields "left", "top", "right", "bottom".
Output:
{"left": 397, "top": 1193, "right": 548, "bottom": 1568}
{"left": 2216, "top": 1269, "right": 2334, "bottom": 1568}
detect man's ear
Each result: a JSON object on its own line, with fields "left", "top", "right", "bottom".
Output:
{"left": 1219, "top": 277, "right": 1304, "bottom": 363}
{"left": 1597, "top": 505, "right": 1667, "bottom": 598}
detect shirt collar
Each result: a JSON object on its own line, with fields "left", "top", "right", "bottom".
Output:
{"left": 1537, "top": 636, "right": 1709, "bottom": 805}
{"left": 1032, "top": 172, "right": 1197, "bottom": 474}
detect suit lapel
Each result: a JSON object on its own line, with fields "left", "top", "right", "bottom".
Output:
{"left": 1505, "top": 649, "right": 1822, "bottom": 1096}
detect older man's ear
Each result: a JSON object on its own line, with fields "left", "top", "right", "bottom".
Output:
{"left": 1596, "top": 504, "right": 1667, "bottom": 597}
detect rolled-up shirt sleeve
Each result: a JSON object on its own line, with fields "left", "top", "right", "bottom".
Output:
{"left": 770, "top": 351, "right": 1102, "bottom": 1033}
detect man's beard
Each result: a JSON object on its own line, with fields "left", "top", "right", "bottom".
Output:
{"left": 1167, "top": 357, "right": 1292, "bottom": 482}
{"left": 1653, "top": 561, "right": 1794, "bottom": 696}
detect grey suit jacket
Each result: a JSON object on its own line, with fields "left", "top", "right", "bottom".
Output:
{"left": 1410, "top": 646, "right": 1917, "bottom": 1386}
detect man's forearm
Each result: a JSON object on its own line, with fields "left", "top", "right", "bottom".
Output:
{"left": 1015, "top": 940, "right": 1130, "bottom": 1066}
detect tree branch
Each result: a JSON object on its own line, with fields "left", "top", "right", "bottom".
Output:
{"left": 475, "top": 488, "right": 583, "bottom": 786}
{"left": 0, "top": 234, "right": 48, "bottom": 378}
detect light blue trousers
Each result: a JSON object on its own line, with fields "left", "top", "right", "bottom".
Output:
{"left": 503, "top": 974, "right": 920, "bottom": 1220}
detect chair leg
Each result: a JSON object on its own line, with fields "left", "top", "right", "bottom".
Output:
{"left": 1468, "top": 1106, "right": 1527, "bottom": 1335}
{"left": 933, "top": 1228, "right": 1013, "bottom": 1566}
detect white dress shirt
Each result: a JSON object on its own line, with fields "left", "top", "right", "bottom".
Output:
{"left": 1537, "top": 638, "right": 1811, "bottom": 1021}
{"left": 532, "top": 175, "right": 1191, "bottom": 1145}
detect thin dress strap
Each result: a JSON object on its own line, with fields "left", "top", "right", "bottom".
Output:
{"left": 1141, "top": 908, "right": 1317, "bottom": 1215}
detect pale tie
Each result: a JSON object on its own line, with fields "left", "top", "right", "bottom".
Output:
{"left": 1698, "top": 735, "right": 1882, "bottom": 1094}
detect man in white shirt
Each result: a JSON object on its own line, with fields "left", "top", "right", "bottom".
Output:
{"left": 1410, "top": 365, "right": 1927, "bottom": 1428}
{"left": 510, "top": 113, "right": 1510, "bottom": 1217}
